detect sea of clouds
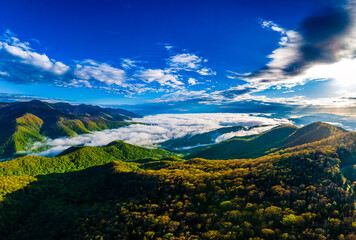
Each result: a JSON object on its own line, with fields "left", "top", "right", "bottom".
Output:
{"left": 214, "top": 125, "right": 279, "bottom": 143}
{"left": 31, "top": 113, "right": 292, "bottom": 157}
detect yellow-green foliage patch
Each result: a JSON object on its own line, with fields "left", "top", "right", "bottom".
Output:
{"left": 13, "top": 114, "right": 45, "bottom": 153}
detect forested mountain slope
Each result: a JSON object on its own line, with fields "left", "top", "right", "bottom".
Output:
{"left": 191, "top": 122, "right": 347, "bottom": 160}
{"left": 0, "top": 134, "right": 355, "bottom": 239}
{"left": 0, "top": 100, "right": 138, "bottom": 158}
{"left": 160, "top": 126, "right": 246, "bottom": 149}
{"left": 0, "top": 122, "right": 355, "bottom": 239}
{"left": 0, "top": 140, "right": 175, "bottom": 176}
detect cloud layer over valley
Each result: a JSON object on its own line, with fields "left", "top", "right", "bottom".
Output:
{"left": 30, "top": 113, "right": 292, "bottom": 157}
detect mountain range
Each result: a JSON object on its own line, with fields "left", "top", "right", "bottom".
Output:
{"left": 0, "top": 100, "right": 138, "bottom": 158}
{"left": 160, "top": 125, "right": 248, "bottom": 152}
{"left": 0, "top": 123, "right": 354, "bottom": 239}
{"left": 190, "top": 122, "right": 347, "bottom": 159}
{"left": 0, "top": 102, "right": 354, "bottom": 239}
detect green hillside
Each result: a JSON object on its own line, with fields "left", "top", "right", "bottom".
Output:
{"left": 191, "top": 122, "right": 347, "bottom": 160}
{"left": 283, "top": 122, "right": 347, "bottom": 148}
{"left": 160, "top": 126, "right": 247, "bottom": 151}
{"left": 343, "top": 165, "right": 356, "bottom": 182}
{"left": 190, "top": 125, "right": 298, "bottom": 159}
{"left": 0, "top": 113, "right": 45, "bottom": 158}
{"left": 0, "top": 140, "right": 175, "bottom": 177}
{"left": 0, "top": 100, "right": 138, "bottom": 158}
{"left": 0, "top": 134, "right": 355, "bottom": 239}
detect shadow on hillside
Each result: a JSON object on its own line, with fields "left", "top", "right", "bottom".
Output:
{"left": 337, "top": 147, "right": 356, "bottom": 167}
{"left": 0, "top": 163, "right": 160, "bottom": 240}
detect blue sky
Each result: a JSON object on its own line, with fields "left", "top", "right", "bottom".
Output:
{"left": 0, "top": 0, "right": 355, "bottom": 114}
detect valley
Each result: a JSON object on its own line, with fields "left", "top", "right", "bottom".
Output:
{"left": 1, "top": 1, "right": 356, "bottom": 239}
{"left": 0, "top": 100, "right": 138, "bottom": 159}
{"left": 0, "top": 112, "right": 355, "bottom": 239}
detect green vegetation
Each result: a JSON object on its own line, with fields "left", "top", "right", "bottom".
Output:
{"left": 160, "top": 126, "right": 247, "bottom": 151}
{"left": 0, "top": 140, "right": 175, "bottom": 177}
{"left": 52, "top": 117, "right": 91, "bottom": 137}
{"left": 0, "top": 122, "right": 355, "bottom": 239}
{"left": 0, "top": 100, "right": 138, "bottom": 158}
{"left": 283, "top": 122, "right": 347, "bottom": 148}
{"left": 343, "top": 165, "right": 356, "bottom": 182}
{"left": 0, "top": 113, "right": 45, "bottom": 158}
{"left": 192, "top": 122, "right": 346, "bottom": 160}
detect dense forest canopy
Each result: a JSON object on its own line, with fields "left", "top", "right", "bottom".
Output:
{"left": 0, "top": 123, "right": 355, "bottom": 239}
{"left": 0, "top": 100, "right": 138, "bottom": 158}
{"left": 1, "top": 0, "right": 356, "bottom": 238}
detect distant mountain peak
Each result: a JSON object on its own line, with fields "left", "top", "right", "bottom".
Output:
{"left": 191, "top": 122, "right": 347, "bottom": 160}
{"left": 0, "top": 101, "right": 138, "bottom": 158}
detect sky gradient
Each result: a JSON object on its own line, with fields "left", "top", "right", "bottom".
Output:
{"left": 0, "top": 0, "right": 355, "bottom": 115}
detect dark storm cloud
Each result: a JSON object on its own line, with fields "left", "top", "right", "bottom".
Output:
{"left": 300, "top": 7, "right": 350, "bottom": 43}
{"left": 239, "top": 4, "right": 355, "bottom": 82}
{"left": 286, "top": 7, "right": 351, "bottom": 72}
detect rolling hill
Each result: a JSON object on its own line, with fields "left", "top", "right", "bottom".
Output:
{"left": 0, "top": 140, "right": 176, "bottom": 177}
{"left": 0, "top": 100, "right": 138, "bottom": 158}
{"left": 159, "top": 125, "right": 247, "bottom": 151}
{"left": 0, "top": 127, "right": 355, "bottom": 239}
{"left": 191, "top": 122, "right": 347, "bottom": 160}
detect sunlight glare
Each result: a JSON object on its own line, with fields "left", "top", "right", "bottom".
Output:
{"left": 305, "top": 59, "right": 356, "bottom": 86}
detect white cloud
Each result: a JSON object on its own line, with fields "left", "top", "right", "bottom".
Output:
{"left": 229, "top": 6, "right": 356, "bottom": 102}
{"left": 0, "top": 37, "right": 69, "bottom": 75}
{"left": 238, "top": 20, "right": 303, "bottom": 86}
{"left": 136, "top": 69, "right": 184, "bottom": 88}
{"left": 121, "top": 58, "right": 137, "bottom": 69}
{"left": 0, "top": 92, "right": 66, "bottom": 103}
{"left": 74, "top": 60, "right": 127, "bottom": 86}
{"left": 197, "top": 68, "right": 216, "bottom": 76}
{"left": 31, "top": 113, "right": 292, "bottom": 157}
{"left": 164, "top": 45, "right": 174, "bottom": 51}
{"left": 147, "top": 80, "right": 356, "bottom": 109}
{"left": 260, "top": 20, "right": 286, "bottom": 34}
{"left": 225, "top": 56, "right": 356, "bottom": 107}
{"left": 238, "top": 2, "right": 356, "bottom": 89}
{"left": 188, "top": 78, "right": 197, "bottom": 85}
{"left": 0, "top": 30, "right": 186, "bottom": 94}
{"left": 169, "top": 53, "right": 202, "bottom": 70}
{"left": 303, "top": 58, "right": 356, "bottom": 87}
{"left": 149, "top": 89, "right": 214, "bottom": 103}
{"left": 167, "top": 52, "right": 216, "bottom": 76}
{"left": 215, "top": 125, "right": 278, "bottom": 143}
{"left": 0, "top": 29, "right": 220, "bottom": 95}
